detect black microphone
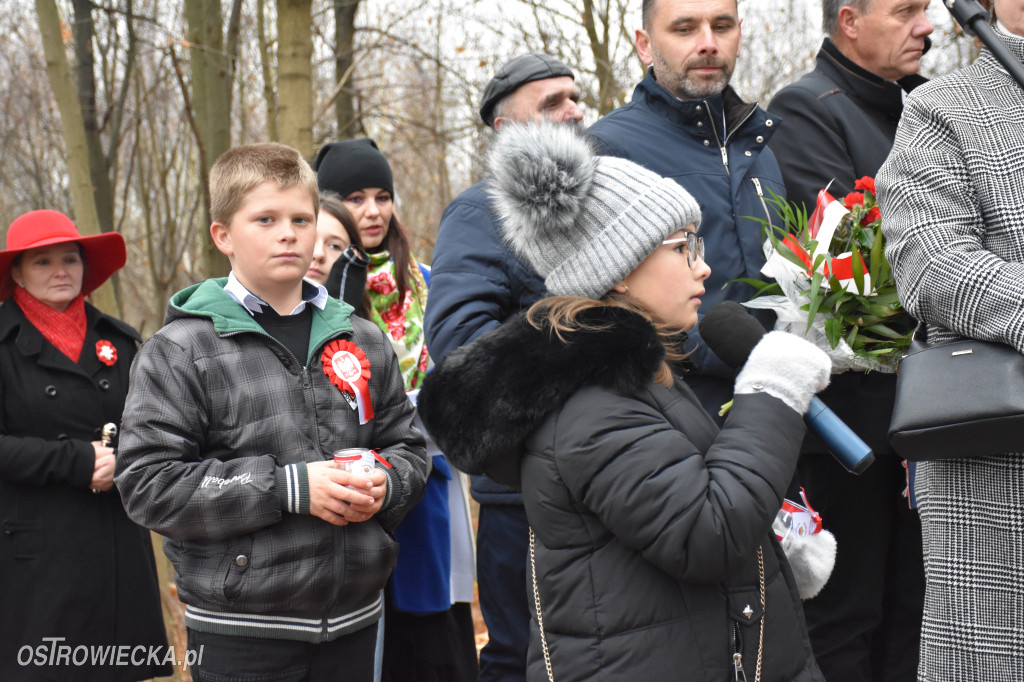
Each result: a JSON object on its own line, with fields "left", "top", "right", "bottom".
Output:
{"left": 945, "top": 0, "right": 1024, "bottom": 89}
{"left": 699, "top": 302, "right": 875, "bottom": 475}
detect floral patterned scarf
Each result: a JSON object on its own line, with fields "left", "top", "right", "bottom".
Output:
{"left": 366, "top": 249, "right": 431, "bottom": 390}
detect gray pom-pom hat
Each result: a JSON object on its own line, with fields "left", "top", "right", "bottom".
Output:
{"left": 487, "top": 121, "right": 702, "bottom": 299}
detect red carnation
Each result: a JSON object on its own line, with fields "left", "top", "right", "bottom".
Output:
{"left": 854, "top": 176, "right": 876, "bottom": 195}
{"left": 860, "top": 206, "right": 881, "bottom": 226}
{"left": 843, "top": 192, "right": 865, "bottom": 210}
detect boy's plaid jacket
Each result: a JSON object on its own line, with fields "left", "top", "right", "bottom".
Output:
{"left": 116, "top": 278, "right": 429, "bottom": 642}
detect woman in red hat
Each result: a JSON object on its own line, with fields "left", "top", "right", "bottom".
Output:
{"left": 0, "top": 210, "right": 170, "bottom": 680}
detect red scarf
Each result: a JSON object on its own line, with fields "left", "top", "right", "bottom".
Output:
{"left": 14, "top": 287, "right": 87, "bottom": 362}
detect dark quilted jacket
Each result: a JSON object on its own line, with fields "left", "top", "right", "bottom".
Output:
{"left": 116, "top": 278, "right": 428, "bottom": 642}
{"left": 420, "top": 307, "right": 824, "bottom": 681}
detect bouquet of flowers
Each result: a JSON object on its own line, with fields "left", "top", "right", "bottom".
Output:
{"left": 740, "top": 177, "right": 914, "bottom": 373}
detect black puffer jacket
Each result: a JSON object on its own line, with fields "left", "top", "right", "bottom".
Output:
{"left": 420, "top": 307, "right": 823, "bottom": 681}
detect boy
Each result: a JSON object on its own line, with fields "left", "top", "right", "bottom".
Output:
{"left": 116, "top": 142, "right": 428, "bottom": 681}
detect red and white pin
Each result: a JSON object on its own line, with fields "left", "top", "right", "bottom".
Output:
{"left": 95, "top": 339, "right": 117, "bottom": 366}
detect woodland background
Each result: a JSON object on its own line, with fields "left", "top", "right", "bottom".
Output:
{"left": 0, "top": 0, "right": 984, "bottom": 336}
{"left": 0, "top": 2, "right": 987, "bottom": 677}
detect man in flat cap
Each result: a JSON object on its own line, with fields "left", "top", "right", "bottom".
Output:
{"left": 424, "top": 54, "right": 582, "bottom": 682}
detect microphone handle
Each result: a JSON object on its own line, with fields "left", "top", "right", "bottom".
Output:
{"left": 946, "top": 0, "right": 1024, "bottom": 89}
{"left": 804, "top": 396, "right": 875, "bottom": 475}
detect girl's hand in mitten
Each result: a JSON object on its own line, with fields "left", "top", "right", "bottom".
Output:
{"left": 734, "top": 331, "right": 831, "bottom": 414}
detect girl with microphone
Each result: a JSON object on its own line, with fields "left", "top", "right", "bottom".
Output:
{"left": 420, "top": 122, "right": 832, "bottom": 682}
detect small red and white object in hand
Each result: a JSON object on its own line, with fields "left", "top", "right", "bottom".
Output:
{"left": 773, "top": 488, "right": 824, "bottom": 546}
{"left": 773, "top": 488, "right": 837, "bottom": 600}
{"left": 333, "top": 448, "right": 376, "bottom": 487}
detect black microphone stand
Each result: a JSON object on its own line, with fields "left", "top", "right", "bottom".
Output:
{"left": 945, "top": 0, "right": 1024, "bottom": 88}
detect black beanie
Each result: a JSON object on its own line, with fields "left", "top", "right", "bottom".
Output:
{"left": 313, "top": 138, "right": 395, "bottom": 198}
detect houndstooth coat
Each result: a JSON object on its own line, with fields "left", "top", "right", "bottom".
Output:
{"left": 877, "top": 25, "right": 1024, "bottom": 682}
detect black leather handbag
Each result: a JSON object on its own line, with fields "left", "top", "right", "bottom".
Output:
{"left": 888, "top": 327, "right": 1024, "bottom": 461}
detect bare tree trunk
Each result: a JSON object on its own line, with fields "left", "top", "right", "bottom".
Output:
{"left": 34, "top": 0, "right": 117, "bottom": 313}
{"left": 71, "top": 0, "right": 115, "bottom": 233}
{"left": 257, "top": 0, "right": 278, "bottom": 142}
{"left": 70, "top": 0, "right": 137, "bottom": 316}
{"left": 334, "top": 0, "right": 361, "bottom": 139}
{"left": 277, "top": 0, "right": 314, "bottom": 157}
{"left": 433, "top": 3, "right": 449, "bottom": 215}
{"left": 183, "top": 0, "right": 240, "bottom": 277}
{"left": 582, "top": 0, "right": 617, "bottom": 115}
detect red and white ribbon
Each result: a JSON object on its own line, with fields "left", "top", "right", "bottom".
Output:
{"left": 774, "top": 188, "right": 871, "bottom": 294}
{"left": 321, "top": 340, "right": 374, "bottom": 424}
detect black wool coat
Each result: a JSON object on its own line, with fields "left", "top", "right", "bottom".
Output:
{"left": 420, "top": 307, "right": 824, "bottom": 682}
{"left": 767, "top": 38, "right": 926, "bottom": 456}
{"left": 767, "top": 37, "right": 926, "bottom": 213}
{"left": 0, "top": 300, "right": 169, "bottom": 681}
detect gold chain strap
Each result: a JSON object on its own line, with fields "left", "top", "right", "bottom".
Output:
{"left": 529, "top": 527, "right": 555, "bottom": 682}
{"left": 755, "top": 545, "right": 765, "bottom": 682}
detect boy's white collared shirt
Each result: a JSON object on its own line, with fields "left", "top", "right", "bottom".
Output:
{"left": 224, "top": 271, "right": 328, "bottom": 316}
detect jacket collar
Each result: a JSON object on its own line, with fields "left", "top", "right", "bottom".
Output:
{"left": 167, "top": 278, "right": 354, "bottom": 363}
{"left": 419, "top": 305, "right": 672, "bottom": 486}
{"left": 817, "top": 38, "right": 926, "bottom": 118}
{"left": 985, "top": 24, "right": 1024, "bottom": 75}
{"left": 0, "top": 299, "right": 42, "bottom": 355}
{"left": 635, "top": 69, "right": 759, "bottom": 135}
{"left": 0, "top": 298, "right": 137, "bottom": 372}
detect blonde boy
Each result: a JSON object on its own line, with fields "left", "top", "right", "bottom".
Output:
{"left": 116, "top": 142, "right": 428, "bottom": 680}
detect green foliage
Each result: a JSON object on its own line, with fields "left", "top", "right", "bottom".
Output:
{"left": 751, "top": 184, "right": 915, "bottom": 365}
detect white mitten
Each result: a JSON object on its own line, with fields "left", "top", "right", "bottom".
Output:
{"left": 774, "top": 491, "right": 837, "bottom": 600}
{"left": 781, "top": 529, "right": 837, "bottom": 600}
{"left": 734, "top": 331, "right": 831, "bottom": 414}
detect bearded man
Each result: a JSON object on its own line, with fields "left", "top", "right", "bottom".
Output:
{"left": 589, "top": 0, "right": 786, "bottom": 422}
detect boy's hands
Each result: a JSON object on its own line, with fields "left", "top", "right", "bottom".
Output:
{"left": 307, "top": 461, "right": 388, "bottom": 526}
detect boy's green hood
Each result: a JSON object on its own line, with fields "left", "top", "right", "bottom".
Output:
{"left": 167, "top": 278, "right": 355, "bottom": 363}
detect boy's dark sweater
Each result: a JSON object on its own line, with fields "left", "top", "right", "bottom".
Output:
{"left": 253, "top": 305, "right": 313, "bottom": 364}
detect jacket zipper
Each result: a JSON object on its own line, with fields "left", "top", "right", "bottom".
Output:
{"left": 704, "top": 110, "right": 729, "bottom": 175}
{"left": 705, "top": 101, "right": 759, "bottom": 177}
{"left": 732, "top": 622, "right": 747, "bottom": 681}
{"left": 222, "top": 328, "right": 336, "bottom": 461}
{"left": 219, "top": 325, "right": 356, "bottom": 640}
{"left": 751, "top": 177, "right": 775, "bottom": 232}
{"left": 733, "top": 622, "right": 749, "bottom": 679}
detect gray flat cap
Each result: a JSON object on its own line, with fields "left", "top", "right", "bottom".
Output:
{"left": 479, "top": 54, "right": 575, "bottom": 128}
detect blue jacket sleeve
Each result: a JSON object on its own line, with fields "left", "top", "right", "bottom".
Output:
{"left": 424, "top": 186, "right": 545, "bottom": 364}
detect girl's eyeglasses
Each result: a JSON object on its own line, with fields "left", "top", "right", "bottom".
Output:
{"left": 662, "top": 233, "right": 705, "bottom": 269}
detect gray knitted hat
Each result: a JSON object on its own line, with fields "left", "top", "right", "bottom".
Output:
{"left": 487, "top": 121, "right": 702, "bottom": 299}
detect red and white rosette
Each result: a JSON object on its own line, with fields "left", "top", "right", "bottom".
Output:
{"left": 321, "top": 340, "right": 374, "bottom": 424}
{"left": 95, "top": 339, "right": 117, "bottom": 366}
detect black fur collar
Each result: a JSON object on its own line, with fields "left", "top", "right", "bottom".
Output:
{"left": 419, "top": 306, "right": 668, "bottom": 486}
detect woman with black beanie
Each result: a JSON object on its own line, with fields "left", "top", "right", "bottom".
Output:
{"left": 313, "top": 138, "right": 478, "bottom": 682}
